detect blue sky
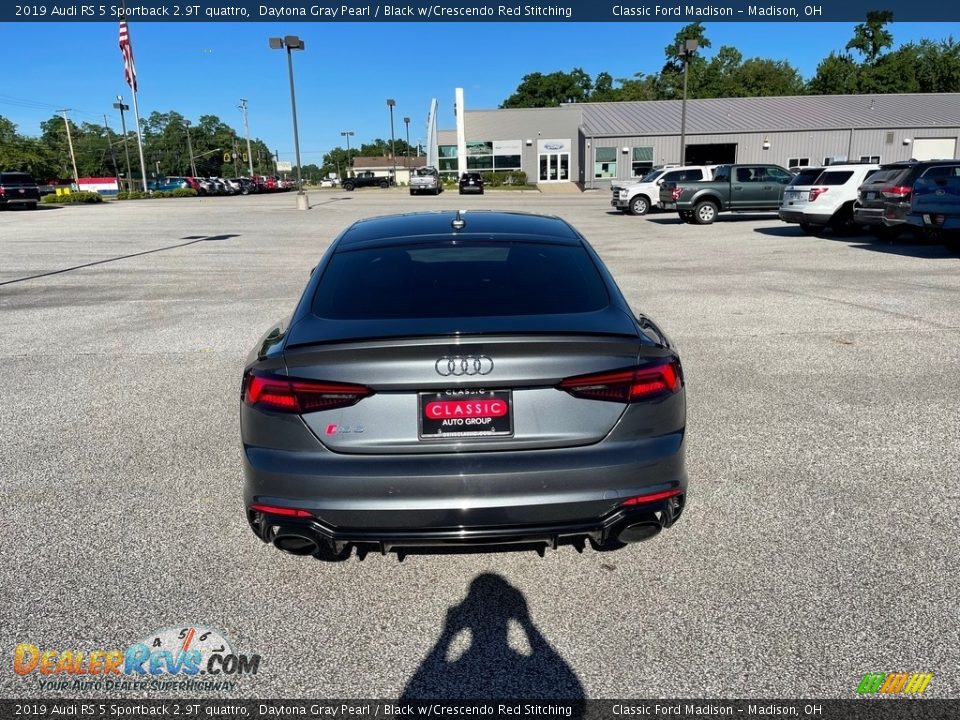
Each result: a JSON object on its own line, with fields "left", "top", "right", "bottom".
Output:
{"left": 3, "top": 21, "right": 959, "bottom": 164}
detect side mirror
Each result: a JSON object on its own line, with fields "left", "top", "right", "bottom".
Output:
{"left": 656, "top": 179, "right": 663, "bottom": 185}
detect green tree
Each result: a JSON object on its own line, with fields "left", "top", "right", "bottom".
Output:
{"left": 501, "top": 68, "right": 593, "bottom": 108}
{"left": 845, "top": 10, "right": 895, "bottom": 64}
{"left": 912, "top": 38, "right": 960, "bottom": 92}
{"left": 808, "top": 52, "right": 861, "bottom": 94}
{"left": 0, "top": 115, "right": 57, "bottom": 178}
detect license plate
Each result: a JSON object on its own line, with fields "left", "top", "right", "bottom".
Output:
{"left": 925, "top": 214, "right": 946, "bottom": 225}
{"left": 784, "top": 191, "right": 797, "bottom": 200}
{"left": 419, "top": 390, "right": 513, "bottom": 439}
{"left": 865, "top": 192, "right": 876, "bottom": 200}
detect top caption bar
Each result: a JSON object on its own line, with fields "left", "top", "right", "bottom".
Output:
{"left": 5, "top": 0, "right": 950, "bottom": 22}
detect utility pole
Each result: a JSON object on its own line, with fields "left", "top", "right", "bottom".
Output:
{"left": 59, "top": 109, "right": 80, "bottom": 189}
{"left": 239, "top": 98, "right": 255, "bottom": 178}
{"left": 103, "top": 114, "right": 121, "bottom": 191}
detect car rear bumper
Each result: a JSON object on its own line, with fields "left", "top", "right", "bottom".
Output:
{"left": 907, "top": 213, "right": 960, "bottom": 231}
{"left": 778, "top": 209, "right": 805, "bottom": 223}
{"left": 243, "top": 433, "right": 687, "bottom": 543}
{"left": 854, "top": 204, "right": 907, "bottom": 227}
{"left": 247, "top": 493, "right": 685, "bottom": 554}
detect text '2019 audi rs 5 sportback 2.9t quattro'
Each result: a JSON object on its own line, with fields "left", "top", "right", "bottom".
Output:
{"left": 241, "top": 211, "right": 688, "bottom": 560}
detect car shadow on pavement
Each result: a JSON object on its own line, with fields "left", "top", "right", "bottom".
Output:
{"left": 752, "top": 226, "right": 959, "bottom": 259}
{"left": 399, "top": 573, "right": 587, "bottom": 704}
{"left": 0, "top": 233, "right": 240, "bottom": 287}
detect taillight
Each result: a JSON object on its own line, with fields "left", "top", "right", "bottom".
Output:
{"left": 808, "top": 187, "right": 828, "bottom": 202}
{"left": 249, "top": 502, "right": 312, "bottom": 518}
{"left": 621, "top": 488, "right": 683, "bottom": 506}
{"left": 671, "top": 186, "right": 683, "bottom": 201}
{"left": 881, "top": 185, "right": 912, "bottom": 199}
{"left": 558, "top": 358, "right": 682, "bottom": 403}
{"left": 242, "top": 371, "right": 372, "bottom": 413}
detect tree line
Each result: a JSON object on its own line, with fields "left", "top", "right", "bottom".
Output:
{"left": 0, "top": 107, "right": 420, "bottom": 185}
{"left": 0, "top": 110, "right": 278, "bottom": 183}
{"left": 500, "top": 14, "right": 960, "bottom": 108}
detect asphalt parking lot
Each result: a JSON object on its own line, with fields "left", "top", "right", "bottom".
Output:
{"left": 1, "top": 190, "right": 958, "bottom": 699}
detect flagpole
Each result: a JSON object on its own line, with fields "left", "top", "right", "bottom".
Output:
{"left": 120, "top": 2, "right": 149, "bottom": 192}
{"left": 129, "top": 83, "right": 149, "bottom": 192}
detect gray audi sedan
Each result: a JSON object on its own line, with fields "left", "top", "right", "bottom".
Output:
{"left": 242, "top": 211, "right": 687, "bottom": 559}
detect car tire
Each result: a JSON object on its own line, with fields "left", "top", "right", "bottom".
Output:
{"left": 828, "top": 205, "right": 857, "bottom": 235}
{"left": 629, "top": 195, "right": 650, "bottom": 216}
{"left": 379, "top": 181, "right": 389, "bottom": 189}
{"left": 693, "top": 201, "right": 718, "bottom": 225}
{"left": 678, "top": 211, "right": 692, "bottom": 222}
{"left": 343, "top": 183, "right": 354, "bottom": 192}
{"left": 409, "top": 189, "right": 415, "bottom": 196}
{"left": 798, "top": 222, "right": 815, "bottom": 234}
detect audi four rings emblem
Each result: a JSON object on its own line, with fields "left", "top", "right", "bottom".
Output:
{"left": 435, "top": 356, "right": 494, "bottom": 376}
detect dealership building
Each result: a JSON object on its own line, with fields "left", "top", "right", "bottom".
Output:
{"left": 434, "top": 91, "right": 960, "bottom": 188}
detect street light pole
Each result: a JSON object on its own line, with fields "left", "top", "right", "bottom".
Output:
{"left": 113, "top": 97, "right": 133, "bottom": 191}
{"left": 184, "top": 119, "right": 197, "bottom": 177}
{"left": 103, "top": 114, "right": 121, "bottom": 191}
{"left": 403, "top": 116, "right": 410, "bottom": 168}
{"left": 340, "top": 131, "right": 353, "bottom": 177}
{"left": 269, "top": 35, "right": 308, "bottom": 209}
{"left": 387, "top": 98, "right": 397, "bottom": 184}
{"left": 239, "top": 98, "right": 255, "bottom": 178}
{"left": 678, "top": 38, "right": 698, "bottom": 166}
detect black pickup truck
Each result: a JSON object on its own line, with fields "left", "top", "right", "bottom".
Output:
{"left": 341, "top": 171, "right": 392, "bottom": 191}
{"left": 0, "top": 171, "right": 41, "bottom": 210}
{"left": 659, "top": 164, "right": 793, "bottom": 224}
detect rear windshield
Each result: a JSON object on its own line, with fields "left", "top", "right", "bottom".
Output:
{"left": 413, "top": 168, "right": 438, "bottom": 177}
{"left": 312, "top": 242, "right": 610, "bottom": 319}
{"left": 863, "top": 167, "right": 907, "bottom": 186}
{"left": 817, "top": 171, "right": 854, "bottom": 185}
{"left": 788, "top": 168, "right": 822, "bottom": 186}
{"left": 0, "top": 172, "right": 36, "bottom": 184}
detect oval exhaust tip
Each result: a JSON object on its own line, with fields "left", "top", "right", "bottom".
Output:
{"left": 618, "top": 523, "right": 662, "bottom": 544}
{"left": 273, "top": 533, "right": 319, "bottom": 556}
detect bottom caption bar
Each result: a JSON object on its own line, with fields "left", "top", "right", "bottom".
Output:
{"left": 3, "top": 700, "right": 958, "bottom": 720}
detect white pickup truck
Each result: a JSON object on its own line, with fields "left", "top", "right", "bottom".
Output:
{"left": 611, "top": 165, "right": 715, "bottom": 215}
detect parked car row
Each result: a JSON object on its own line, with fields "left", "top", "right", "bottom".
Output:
{"left": 153, "top": 175, "right": 296, "bottom": 195}
{"left": 613, "top": 158, "right": 960, "bottom": 249}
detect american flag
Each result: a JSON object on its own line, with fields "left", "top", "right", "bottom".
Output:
{"left": 118, "top": 21, "right": 137, "bottom": 92}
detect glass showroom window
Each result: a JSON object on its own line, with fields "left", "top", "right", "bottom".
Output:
{"left": 439, "top": 145, "right": 458, "bottom": 178}
{"left": 595, "top": 147, "right": 617, "bottom": 179}
{"left": 632, "top": 147, "right": 654, "bottom": 177}
{"left": 467, "top": 155, "right": 494, "bottom": 170}
{"left": 494, "top": 155, "right": 521, "bottom": 170}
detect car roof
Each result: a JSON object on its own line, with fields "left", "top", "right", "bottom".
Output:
{"left": 336, "top": 211, "right": 582, "bottom": 249}
{"left": 881, "top": 159, "right": 960, "bottom": 169}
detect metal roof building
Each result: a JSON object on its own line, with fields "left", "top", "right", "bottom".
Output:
{"left": 437, "top": 92, "right": 960, "bottom": 189}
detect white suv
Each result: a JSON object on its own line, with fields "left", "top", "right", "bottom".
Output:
{"left": 612, "top": 165, "right": 715, "bottom": 216}
{"left": 779, "top": 163, "right": 879, "bottom": 233}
